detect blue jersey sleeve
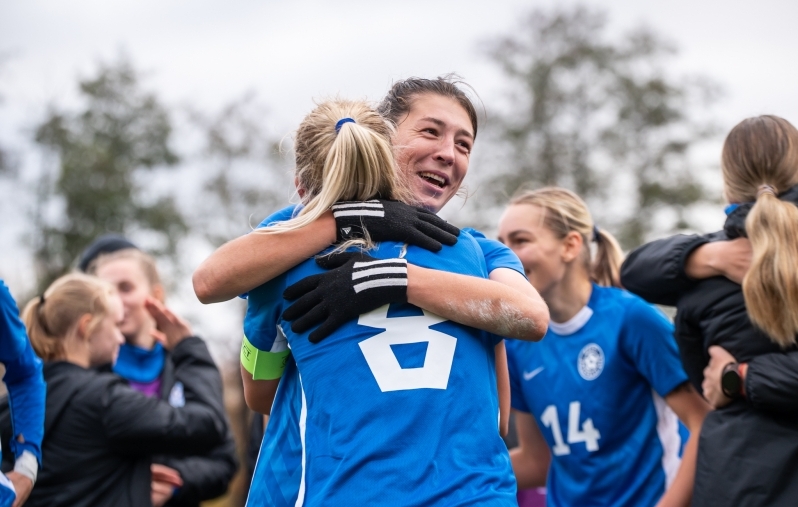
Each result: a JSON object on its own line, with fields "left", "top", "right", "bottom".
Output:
{"left": 0, "top": 281, "right": 45, "bottom": 463}
{"left": 463, "top": 228, "right": 525, "bottom": 278}
{"left": 257, "top": 204, "right": 301, "bottom": 229}
{"left": 620, "top": 297, "right": 689, "bottom": 398}
{"left": 244, "top": 274, "right": 289, "bottom": 353}
{"left": 0, "top": 281, "right": 29, "bottom": 361}
{"left": 241, "top": 274, "right": 292, "bottom": 380}
{"left": 506, "top": 341, "right": 532, "bottom": 413}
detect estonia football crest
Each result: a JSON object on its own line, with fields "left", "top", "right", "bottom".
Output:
{"left": 578, "top": 343, "right": 604, "bottom": 380}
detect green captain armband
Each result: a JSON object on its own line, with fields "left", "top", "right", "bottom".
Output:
{"left": 241, "top": 335, "right": 290, "bottom": 380}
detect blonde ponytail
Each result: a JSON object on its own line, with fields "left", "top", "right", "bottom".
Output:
{"left": 721, "top": 116, "right": 798, "bottom": 348}
{"left": 743, "top": 189, "right": 798, "bottom": 347}
{"left": 22, "top": 273, "right": 115, "bottom": 361}
{"left": 262, "top": 99, "right": 413, "bottom": 241}
{"left": 592, "top": 228, "right": 624, "bottom": 288}
{"left": 510, "top": 187, "right": 624, "bottom": 288}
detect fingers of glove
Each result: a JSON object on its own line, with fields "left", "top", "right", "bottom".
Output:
{"left": 401, "top": 227, "right": 443, "bottom": 252}
{"left": 316, "top": 251, "right": 359, "bottom": 270}
{"left": 415, "top": 210, "right": 461, "bottom": 238}
{"left": 283, "top": 274, "right": 323, "bottom": 301}
{"left": 282, "top": 289, "right": 324, "bottom": 321}
{"left": 415, "top": 219, "right": 459, "bottom": 248}
{"left": 308, "top": 315, "right": 347, "bottom": 344}
{"left": 288, "top": 303, "right": 329, "bottom": 334}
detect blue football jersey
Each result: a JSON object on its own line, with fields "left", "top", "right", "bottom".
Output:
{"left": 245, "top": 222, "right": 515, "bottom": 506}
{"left": 507, "top": 284, "right": 689, "bottom": 507}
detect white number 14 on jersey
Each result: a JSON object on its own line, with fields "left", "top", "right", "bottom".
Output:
{"left": 540, "top": 402, "right": 601, "bottom": 456}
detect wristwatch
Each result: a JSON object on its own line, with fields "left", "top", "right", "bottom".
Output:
{"left": 721, "top": 362, "right": 743, "bottom": 399}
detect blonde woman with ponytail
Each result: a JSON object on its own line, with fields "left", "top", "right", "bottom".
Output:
{"left": 240, "top": 98, "right": 547, "bottom": 507}
{"left": 18, "top": 274, "right": 227, "bottom": 507}
{"left": 498, "top": 187, "right": 709, "bottom": 507}
{"left": 621, "top": 115, "right": 798, "bottom": 506}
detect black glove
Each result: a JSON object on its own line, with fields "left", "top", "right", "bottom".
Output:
{"left": 331, "top": 199, "right": 459, "bottom": 252}
{"left": 282, "top": 251, "right": 408, "bottom": 343}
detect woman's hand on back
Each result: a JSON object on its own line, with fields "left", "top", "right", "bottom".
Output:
{"left": 145, "top": 297, "right": 193, "bottom": 350}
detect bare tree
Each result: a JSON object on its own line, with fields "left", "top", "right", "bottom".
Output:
{"left": 477, "top": 5, "right": 721, "bottom": 246}
{"left": 31, "top": 56, "right": 186, "bottom": 291}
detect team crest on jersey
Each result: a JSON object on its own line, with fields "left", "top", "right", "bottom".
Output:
{"left": 578, "top": 343, "right": 604, "bottom": 380}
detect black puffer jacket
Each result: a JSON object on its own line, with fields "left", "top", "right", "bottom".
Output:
{"left": 26, "top": 337, "right": 227, "bottom": 507}
{"left": 154, "top": 344, "right": 238, "bottom": 506}
{"left": 621, "top": 186, "right": 798, "bottom": 507}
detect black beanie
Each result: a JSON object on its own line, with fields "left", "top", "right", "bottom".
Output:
{"left": 78, "top": 234, "right": 139, "bottom": 272}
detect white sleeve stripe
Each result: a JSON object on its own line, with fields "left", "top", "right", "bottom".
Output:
{"left": 332, "top": 202, "right": 383, "bottom": 210}
{"left": 352, "top": 267, "right": 408, "bottom": 280}
{"left": 353, "top": 258, "right": 408, "bottom": 269}
{"left": 333, "top": 210, "right": 385, "bottom": 218}
{"left": 354, "top": 278, "right": 408, "bottom": 293}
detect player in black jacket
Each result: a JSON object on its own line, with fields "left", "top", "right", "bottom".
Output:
{"left": 621, "top": 116, "right": 798, "bottom": 506}
{"left": 17, "top": 274, "right": 228, "bottom": 507}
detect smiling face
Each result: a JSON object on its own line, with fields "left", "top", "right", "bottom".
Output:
{"left": 87, "top": 293, "right": 125, "bottom": 367}
{"left": 95, "top": 257, "right": 156, "bottom": 341}
{"left": 498, "top": 204, "right": 571, "bottom": 297}
{"left": 392, "top": 93, "right": 474, "bottom": 212}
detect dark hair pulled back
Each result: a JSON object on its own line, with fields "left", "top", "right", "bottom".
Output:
{"left": 377, "top": 75, "right": 479, "bottom": 140}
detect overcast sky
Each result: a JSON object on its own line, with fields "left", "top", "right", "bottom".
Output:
{"left": 2, "top": 0, "right": 797, "bottom": 357}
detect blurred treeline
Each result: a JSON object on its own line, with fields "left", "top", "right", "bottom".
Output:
{"left": 0, "top": 5, "right": 722, "bottom": 506}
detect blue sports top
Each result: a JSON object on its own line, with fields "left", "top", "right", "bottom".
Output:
{"left": 0, "top": 280, "right": 46, "bottom": 463}
{"left": 245, "top": 207, "right": 515, "bottom": 507}
{"left": 507, "top": 284, "right": 689, "bottom": 507}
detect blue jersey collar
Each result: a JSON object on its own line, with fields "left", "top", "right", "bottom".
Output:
{"left": 113, "top": 342, "right": 166, "bottom": 383}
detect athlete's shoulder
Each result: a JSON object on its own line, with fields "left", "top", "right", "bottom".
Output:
{"left": 462, "top": 227, "right": 524, "bottom": 277}
{"left": 595, "top": 285, "right": 672, "bottom": 333}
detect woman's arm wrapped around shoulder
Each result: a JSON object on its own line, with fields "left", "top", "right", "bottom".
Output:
{"left": 621, "top": 234, "right": 712, "bottom": 305}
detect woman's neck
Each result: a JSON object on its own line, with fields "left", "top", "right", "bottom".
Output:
{"left": 61, "top": 334, "right": 91, "bottom": 368}
{"left": 543, "top": 269, "right": 593, "bottom": 324}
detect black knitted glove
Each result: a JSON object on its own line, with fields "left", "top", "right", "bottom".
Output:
{"left": 282, "top": 252, "right": 408, "bottom": 343}
{"left": 331, "top": 199, "right": 459, "bottom": 252}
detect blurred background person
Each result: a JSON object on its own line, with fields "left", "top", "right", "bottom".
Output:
{"left": 498, "top": 187, "right": 709, "bottom": 507}
{"left": 80, "top": 236, "right": 238, "bottom": 507}
{"left": 13, "top": 273, "right": 227, "bottom": 507}
{"left": 0, "top": 281, "right": 45, "bottom": 507}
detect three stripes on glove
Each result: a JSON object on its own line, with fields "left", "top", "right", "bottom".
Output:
{"left": 351, "top": 258, "right": 407, "bottom": 293}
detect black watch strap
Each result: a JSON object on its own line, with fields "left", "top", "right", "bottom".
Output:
{"left": 721, "top": 362, "right": 742, "bottom": 399}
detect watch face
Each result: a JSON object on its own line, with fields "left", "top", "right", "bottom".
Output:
{"left": 721, "top": 368, "right": 742, "bottom": 398}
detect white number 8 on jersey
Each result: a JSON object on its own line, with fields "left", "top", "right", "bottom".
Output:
{"left": 358, "top": 304, "right": 457, "bottom": 392}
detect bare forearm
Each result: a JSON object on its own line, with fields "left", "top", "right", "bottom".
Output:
{"left": 194, "top": 212, "right": 336, "bottom": 303}
{"left": 685, "top": 243, "right": 722, "bottom": 279}
{"left": 658, "top": 383, "right": 709, "bottom": 507}
{"left": 240, "top": 364, "right": 280, "bottom": 415}
{"left": 496, "top": 341, "right": 510, "bottom": 437}
{"left": 406, "top": 265, "right": 547, "bottom": 341}
{"left": 510, "top": 448, "right": 548, "bottom": 489}
{"left": 656, "top": 431, "right": 699, "bottom": 507}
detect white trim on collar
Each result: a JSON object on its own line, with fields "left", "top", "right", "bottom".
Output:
{"left": 549, "top": 305, "right": 594, "bottom": 336}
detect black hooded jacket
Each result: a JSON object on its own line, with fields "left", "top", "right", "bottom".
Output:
{"left": 621, "top": 186, "right": 798, "bottom": 507}
{"left": 19, "top": 337, "right": 227, "bottom": 507}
